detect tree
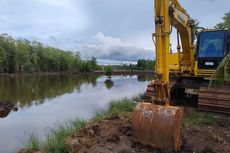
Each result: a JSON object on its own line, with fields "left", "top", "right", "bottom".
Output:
{"left": 0, "top": 33, "right": 101, "bottom": 73}
{"left": 104, "top": 66, "right": 113, "bottom": 77}
{"left": 0, "top": 46, "right": 7, "bottom": 72}
{"left": 215, "top": 11, "right": 230, "bottom": 29}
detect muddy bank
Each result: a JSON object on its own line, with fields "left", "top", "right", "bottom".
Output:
{"left": 64, "top": 111, "right": 230, "bottom": 153}
{"left": 21, "top": 108, "right": 230, "bottom": 153}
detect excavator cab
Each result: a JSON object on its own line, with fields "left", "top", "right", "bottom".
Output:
{"left": 196, "top": 30, "right": 230, "bottom": 76}
{"left": 197, "top": 30, "right": 230, "bottom": 114}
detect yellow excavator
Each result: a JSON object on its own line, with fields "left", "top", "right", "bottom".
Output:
{"left": 132, "top": 0, "right": 230, "bottom": 151}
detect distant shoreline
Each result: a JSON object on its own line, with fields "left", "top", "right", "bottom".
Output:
{"left": 0, "top": 70, "right": 155, "bottom": 77}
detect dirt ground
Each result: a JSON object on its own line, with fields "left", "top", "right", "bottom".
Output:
{"left": 65, "top": 108, "right": 230, "bottom": 153}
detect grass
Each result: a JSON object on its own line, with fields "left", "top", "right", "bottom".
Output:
{"left": 24, "top": 120, "right": 86, "bottom": 153}
{"left": 132, "top": 91, "right": 146, "bottom": 101}
{"left": 23, "top": 97, "right": 135, "bottom": 153}
{"left": 184, "top": 111, "right": 216, "bottom": 127}
{"left": 44, "top": 120, "right": 86, "bottom": 153}
{"left": 24, "top": 133, "right": 41, "bottom": 151}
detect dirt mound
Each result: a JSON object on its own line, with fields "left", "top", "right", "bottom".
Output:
{"left": 65, "top": 113, "right": 230, "bottom": 153}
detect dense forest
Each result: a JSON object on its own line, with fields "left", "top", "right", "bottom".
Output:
{"left": 0, "top": 33, "right": 101, "bottom": 73}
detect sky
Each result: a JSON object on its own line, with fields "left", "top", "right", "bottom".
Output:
{"left": 0, "top": 0, "right": 229, "bottom": 62}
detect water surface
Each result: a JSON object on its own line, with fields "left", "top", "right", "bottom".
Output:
{"left": 0, "top": 74, "right": 153, "bottom": 153}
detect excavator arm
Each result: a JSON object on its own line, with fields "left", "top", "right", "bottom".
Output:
{"left": 153, "top": 0, "right": 195, "bottom": 105}
{"left": 132, "top": 0, "right": 185, "bottom": 151}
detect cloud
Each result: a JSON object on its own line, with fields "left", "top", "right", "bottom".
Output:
{"left": 0, "top": 0, "right": 228, "bottom": 63}
{"left": 0, "top": 0, "right": 89, "bottom": 38}
{"left": 77, "top": 32, "right": 154, "bottom": 61}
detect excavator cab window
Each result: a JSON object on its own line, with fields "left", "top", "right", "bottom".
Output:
{"left": 197, "top": 30, "right": 228, "bottom": 69}
{"left": 198, "top": 31, "right": 226, "bottom": 58}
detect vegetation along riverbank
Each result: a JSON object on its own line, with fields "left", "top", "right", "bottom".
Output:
{"left": 0, "top": 33, "right": 155, "bottom": 75}
{"left": 20, "top": 94, "right": 230, "bottom": 153}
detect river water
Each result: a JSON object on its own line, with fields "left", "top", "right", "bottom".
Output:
{"left": 0, "top": 74, "right": 153, "bottom": 153}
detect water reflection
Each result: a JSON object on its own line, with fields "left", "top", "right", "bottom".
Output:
{"left": 137, "top": 74, "right": 156, "bottom": 82}
{"left": 104, "top": 79, "right": 114, "bottom": 89}
{"left": 0, "top": 74, "right": 155, "bottom": 153}
{"left": 0, "top": 75, "right": 100, "bottom": 108}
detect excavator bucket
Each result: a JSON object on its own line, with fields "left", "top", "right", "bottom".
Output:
{"left": 132, "top": 102, "right": 184, "bottom": 151}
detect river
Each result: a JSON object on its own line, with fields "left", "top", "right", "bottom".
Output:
{"left": 0, "top": 74, "right": 153, "bottom": 153}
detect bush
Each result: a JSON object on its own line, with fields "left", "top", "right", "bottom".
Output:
{"left": 104, "top": 66, "right": 113, "bottom": 76}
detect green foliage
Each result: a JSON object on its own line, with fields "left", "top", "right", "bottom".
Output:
{"left": 44, "top": 121, "right": 85, "bottom": 153}
{"left": 117, "top": 59, "right": 155, "bottom": 71}
{"left": 184, "top": 111, "right": 216, "bottom": 127}
{"left": 0, "top": 33, "right": 101, "bottom": 73}
{"left": 132, "top": 92, "right": 146, "bottom": 101}
{"left": 24, "top": 133, "right": 41, "bottom": 150}
{"left": 215, "top": 11, "right": 230, "bottom": 29}
{"left": 137, "top": 59, "right": 155, "bottom": 70}
{"left": 25, "top": 120, "right": 86, "bottom": 153}
{"left": 106, "top": 98, "right": 134, "bottom": 118}
{"left": 210, "top": 53, "right": 230, "bottom": 87}
{"left": 104, "top": 66, "right": 113, "bottom": 76}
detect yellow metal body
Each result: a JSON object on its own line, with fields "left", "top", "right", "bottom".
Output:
{"left": 132, "top": 0, "right": 222, "bottom": 150}
{"left": 132, "top": 0, "right": 185, "bottom": 151}
{"left": 169, "top": 53, "right": 181, "bottom": 74}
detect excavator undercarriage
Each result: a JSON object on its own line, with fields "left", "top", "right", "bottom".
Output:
{"left": 145, "top": 77, "right": 230, "bottom": 114}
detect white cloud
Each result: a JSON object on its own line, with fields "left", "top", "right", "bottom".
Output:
{"left": 77, "top": 32, "right": 154, "bottom": 61}
{"left": 0, "top": 0, "right": 228, "bottom": 63}
{"left": 0, "top": 0, "right": 89, "bottom": 38}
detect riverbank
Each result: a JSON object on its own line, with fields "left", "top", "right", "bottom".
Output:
{"left": 19, "top": 97, "right": 230, "bottom": 153}
{"left": 0, "top": 70, "right": 154, "bottom": 77}
{"left": 19, "top": 98, "right": 137, "bottom": 153}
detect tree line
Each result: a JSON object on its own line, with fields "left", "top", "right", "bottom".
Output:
{"left": 114, "top": 59, "right": 155, "bottom": 71}
{"left": 0, "top": 33, "right": 101, "bottom": 73}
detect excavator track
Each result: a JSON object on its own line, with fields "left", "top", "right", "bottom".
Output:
{"left": 198, "top": 86, "right": 230, "bottom": 115}
{"left": 146, "top": 80, "right": 230, "bottom": 115}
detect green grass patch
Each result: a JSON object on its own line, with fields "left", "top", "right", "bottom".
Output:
{"left": 24, "top": 132, "right": 41, "bottom": 150}
{"left": 184, "top": 111, "right": 216, "bottom": 127}
{"left": 23, "top": 97, "right": 134, "bottom": 153}
{"left": 106, "top": 98, "right": 135, "bottom": 118}
{"left": 44, "top": 121, "right": 86, "bottom": 153}
{"left": 132, "top": 92, "right": 146, "bottom": 101}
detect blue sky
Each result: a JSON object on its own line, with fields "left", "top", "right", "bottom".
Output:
{"left": 0, "top": 0, "right": 229, "bottom": 61}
